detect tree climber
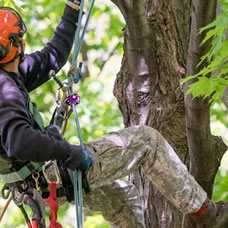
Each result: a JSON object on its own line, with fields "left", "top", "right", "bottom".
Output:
{"left": 0, "top": 2, "right": 227, "bottom": 228}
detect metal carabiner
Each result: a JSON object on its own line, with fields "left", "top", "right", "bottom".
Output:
{"left": 1, "top": 184, "right": 11, "bottom": 200}
{"left": 32, "top": 172, "right": 41, "bottom": 193}
{"left": 42, "top": 160, "right": 60, "bottom": 184}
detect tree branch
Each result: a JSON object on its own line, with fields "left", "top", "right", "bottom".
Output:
{"left": 81, "top": 42, "right": 90, "bottom": 79}
{"left": 222, "top": 88, "right": 228, "bottom": 110}
{"left": 185, "top": 0, "right": 227, "bottom": 195}
{"left": 98, "top": 40, "right": 121, "bottom": 76}
{"left": 218, "top": 0, "right": 228, "bottom": 112}
{"left": 111, "top": 0, "right": 143, "bottom": 19}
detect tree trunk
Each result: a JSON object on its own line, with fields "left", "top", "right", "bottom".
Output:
{"left": 112, "top": 0, "right": 227, "bottom": 227}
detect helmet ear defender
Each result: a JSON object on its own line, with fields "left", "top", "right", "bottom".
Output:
{"left": 9, "top": 33, "right": 20, "bottom": 47}
{"left": 0, "top": 44, "right": 9, "bottom": 61}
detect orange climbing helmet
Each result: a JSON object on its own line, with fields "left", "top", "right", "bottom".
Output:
{"left": 0, "top": 7, "right": 27, "bottom": 64}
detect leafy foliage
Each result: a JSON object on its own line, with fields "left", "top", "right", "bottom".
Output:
{"left": 211, "top": 101, "right": 228, "bottom": 126}
{"left": 84, "top": 214, "right": 110, "bottom": 228}
{"left": 213, "top": 170, "right": 228, "bottom": 202}
{"left": 182, "top": 0, "right": 228, "bottom": 104}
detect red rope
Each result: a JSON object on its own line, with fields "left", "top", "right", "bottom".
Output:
{"left": 46, "top": 181, "right": 62, "bottom": 228}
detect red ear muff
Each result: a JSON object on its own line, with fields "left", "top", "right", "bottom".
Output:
{"left": 0, "top": 44, "right": 9, "bottom": 61}
{"left": 9, "top": 33, "right": 20, "bottom": 47}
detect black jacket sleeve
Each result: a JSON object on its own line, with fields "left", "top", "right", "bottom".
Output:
{"left": 0, "top": 73, "right": 82, "bottom": 165}
{"left": 19, "top": 5, "right": 79, "bottom": 92}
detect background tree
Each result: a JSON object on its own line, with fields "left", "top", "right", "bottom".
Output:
{"left": 0, "top": 0, "right": 228, "bottom": 227}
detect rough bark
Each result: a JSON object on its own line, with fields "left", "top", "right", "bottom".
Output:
{"left": 111, "top": 0, "right": 227, "bottom": 228}
{"left": 113, "top": 0, "right": 190, "bottom": 227}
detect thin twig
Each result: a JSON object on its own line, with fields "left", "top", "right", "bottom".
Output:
{"left": 0, "top": 195, "right": 12, "bottom": 223}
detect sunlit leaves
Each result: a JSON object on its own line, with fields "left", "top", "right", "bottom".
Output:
{"left": 84, "top": 214, "right": 109, "bottom": 228}
{"left": 213, "top": 170, "right": 228, "bottom": 201}
{"left": 183, "top": 0, "right": 228, "bottom": 104}
{"left": 86, "top": 3, "right": 124, "bottom": 70}
{"left": 211, "top": 101, "right": 228, "bottom": 126}
{"left": 187, "top": 76, "right": 228, "bottom": 103}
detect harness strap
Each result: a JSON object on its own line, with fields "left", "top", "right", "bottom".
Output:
{"left": 29, "top": 101, "right": 45, "bottom": 133}
{"left": 0, "top": 162, "right": 43, "bottom": 183}
{"left": 46, "top": 181, "right": 62, "bottom": 228}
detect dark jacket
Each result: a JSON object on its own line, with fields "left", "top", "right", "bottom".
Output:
{"left": 0, "top": 5, "right": 82, "bottom": 172}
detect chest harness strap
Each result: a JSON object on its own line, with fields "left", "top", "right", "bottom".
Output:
{"left": 29, "top": 100, "right": 45, "bottom": 133}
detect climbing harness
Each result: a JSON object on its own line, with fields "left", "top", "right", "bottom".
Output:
{"left": 0, "top": 0, "right": 95, "bottom": 227}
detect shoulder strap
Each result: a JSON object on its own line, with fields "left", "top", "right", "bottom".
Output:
{"left": 0, "top": 162, "right": 43, "bottom": 183}
{"left": 28, "top": 101, "right": 45, "bottom": 133}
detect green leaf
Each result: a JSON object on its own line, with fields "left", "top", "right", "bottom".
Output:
{"left": 184, "top": 0, "right": 228, "bottom": 104}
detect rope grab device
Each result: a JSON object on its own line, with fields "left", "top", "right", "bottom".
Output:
{"left": 0, "top": 0, "right": 95, "bottom": 227}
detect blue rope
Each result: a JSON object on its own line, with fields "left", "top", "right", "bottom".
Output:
{"left": 74, "top": 0, "right": 96, "bottom": 63}
{"left": 73, "top": 170, "right": 81, "bottom": 228}
{"left": 66, "top": 0, "right": 95, "bottom": 227}
{"left": 67, "top": 90, "right": 84, "bottom": 228}
{"left": 78, "top": 171, "right": 83, "bottom": 223}
{"left": 71, "top": 102, "right": 84, "bottom": 227}
{"left": 72, "top": 0, "right": 85, "bottom": 67}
